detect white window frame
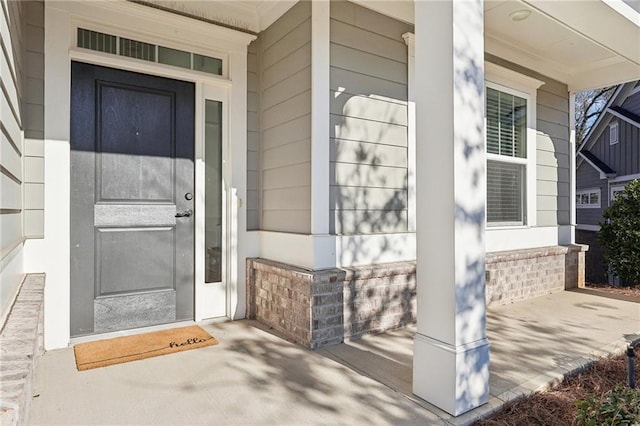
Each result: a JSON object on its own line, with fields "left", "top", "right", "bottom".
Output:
{"left": 610, "top": 184, "right": 626, "bottom": 206}
{"left": 609, "top": 121, "right": 619, "bottom": 145}
{"left": 485, "top": 63, "right": 542, "bottom": 229}
{"left": 576, "top": 188, "right": 601, "bottom": 209}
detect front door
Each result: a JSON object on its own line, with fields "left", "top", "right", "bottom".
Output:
{"left": 70, "top": 62, "right": 195, "bottom": 337}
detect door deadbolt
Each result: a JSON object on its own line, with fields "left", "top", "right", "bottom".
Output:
{"left": 185, "top": 193, "right": 193, "bottom": 201}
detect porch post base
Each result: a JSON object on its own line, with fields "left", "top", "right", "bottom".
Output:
{"left": 413, "top": 333, "right": 490, "bottom": 416}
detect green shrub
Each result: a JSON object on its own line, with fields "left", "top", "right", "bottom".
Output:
{"left": 598, "top": 179, "right": 640, "bottom": 286}
{"left": 575, "top": 385, "right": 640, "bottom": 426}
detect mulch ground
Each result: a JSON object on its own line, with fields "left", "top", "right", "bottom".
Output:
{"left": 475, "top": 347, "right": 639, "bottom": 425}
{"left": 585, "top": 282, "right": 640, "bottom": 300}
{"left": 475, "top": 282, "right": 640, "bottom": 426}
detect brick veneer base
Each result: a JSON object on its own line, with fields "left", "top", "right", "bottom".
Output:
{"left": 246, "top": 259, "right": 416, "bottom": 349}
{"left": 486, "top": 244, "right": 587, "bottom": 306}
{"left": 0, "top": 274, "right": 45, "bottom": 426}
{"left": 247, "top": 244, "right": 587, "bottom": 349}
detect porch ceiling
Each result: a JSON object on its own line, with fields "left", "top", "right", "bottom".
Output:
{"left": 353, "top": 0, "right": 640, "bottom": 92}
{"left": 140, "top": 0, "right": 639, "bottom": 92}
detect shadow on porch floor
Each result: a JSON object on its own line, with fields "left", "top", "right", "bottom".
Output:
{"left": 29, "top": 290, "right": 639, "bottom": 425}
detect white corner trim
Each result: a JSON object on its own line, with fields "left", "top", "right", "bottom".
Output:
{"left": 336, "top": 233, "right": 416, "bottom": 267}
{"left": 569, "top": 91, "right": 576, "bottom": 240}
{"left": 485, "top": 62, "right": 545, "bottom": 92}
{"left": 486, "top": 226, "right": 572, "bottom": 252}
{"left": 311, "top": 0, "right": 330, "bottom": 236}
{"left": 404, "top": 31, "right": 416, "bottom": 232}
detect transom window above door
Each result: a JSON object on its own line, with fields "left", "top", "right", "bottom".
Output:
{"left": 77, "top": 28, "right": 223, "bottom": 76}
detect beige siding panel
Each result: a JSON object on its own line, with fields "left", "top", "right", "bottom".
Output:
{"left": 536, "top": 179, "right": 570, "bottom": 197}
{"left": 260, "top": 1, "right": 311, "bottom": 50}
{"left": 246, "top": 190, "right": 259, "bottom": 210}
{"left": 247, "top": 210, "right": 259, "bottom": 230}
{"left": 537, "top": 133, "right": 569, "bottom": 155}
{"left": 263, "top": 162, "right": 311, "bottom": 189}
{"left": 331, "top": 93, "right": 407, "bottom": 126}
{"left": 331, "top": 44, "right": 407, "bottom": 85}
{"left": 537, "top": 150, "right": 569, "bottom": 170}
{"left": 247, "top": 132, "right": 259, "bottom": 152}
{"left": 247, "top": 92, "right": 258, "bottom": 113}
{"left": 330, "top": 67, "right": 407, "bottom": 102}
{"left": 262, "top": 139, "right": 311, "bottom": 170}
{"left": 537, "top": 104, "right": 569, "bottom": 127}
{"left": 247, "top": 70, "right": 258, "bottom": 92}
{"left": 333, "top": 163, "right": 407, "bottom": 189}
{"left": 247, "top": 150, "right": 258, "bottom": 172}
{"left": 262, "top": 66, "right": 311, "bottom": 110}
{"left": 263, "top": 43, "right": 311, "bottom": 90}
{"left": 25, "top": 50, "right": 43, "bottom": 79}
{"left": 331, "top": 114, "right": 407, "bottom": 147}
{"left": 333, "top": 209, "right": 408, "bottom": 234}
{"left": 262, "top": 186, "right": 311, "bottom": 210}
{"left": 247, "top": 111, "right": 258, "bottom": 134}
{"left": 24, "top": 103, "right": 44, "bottom": 135}
{"left": 1, "top": 175, "right": 21, "bottom": 210}
{"left": 263, "top": 90, "right": 311, "bottom": 130}
{"left": 24, "top": 209, "right": 43, "bottom": 237}
{"left": 262, "top": 210, "right": 310, "bottom": 234}
{"left": 263, "top": 19, "right": 311, "bottom": 69}
{"left": 537, "top": 120, "right": 569, "bottom": 141}
{"left": 1, "top": 52, "right": 20, "bottom": 122}
{"left": 537, "top": 195, "right": 570, "bottom": 212}
{"left": 247, "top": 171, "right": 259, "bottom": 191}
{"left": 1, "top": 213, "right": 22, "bottom": 249}
{"left": 330, "top": 186, "right": 407, "bottom": 211}
{"left": 1, "top": 132, "right": 22, "bottom": 181}
{"left": 537, "top": 164, "right": 570, "bottom": 183}
{"left": 331, "top": 138, "right": 407, "bottom": 167}
{"left": 1, "top": 90, "right": 22, "bottom": 150}
{"left": 330, "top": 19, "right": 408, "bottom": 64}
{"left": 537, "top": 210, "right": 570, "bottom": 227}
{"left": 537, "top": 90, "right": 568, "bottom": 113}
{"left": 23, "top": 182, "right": 43, "bottom": 210}
{"left": 24, "top": 138, "right": 43, "bottom": 156}
{"left": 330, "top": 1, "right": 414, "bottom": 41}
{"left": 263, "top": 114, "right": 311, "bottom": 150}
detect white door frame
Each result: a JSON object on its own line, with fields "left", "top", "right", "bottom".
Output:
{"left": 42, "top": 1, "right": 254, "bottom": 349}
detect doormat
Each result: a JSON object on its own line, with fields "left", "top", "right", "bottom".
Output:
{"left": 73, "top": 325, "right": 218, "bottom": 371}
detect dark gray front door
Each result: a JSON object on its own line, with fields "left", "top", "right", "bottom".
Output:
{"left": 70, "top": 62, "right": 195, "bottom": 337}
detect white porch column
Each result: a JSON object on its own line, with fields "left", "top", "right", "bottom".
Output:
{"left": 413, "top": 0, "right": 490, "bottom": 417}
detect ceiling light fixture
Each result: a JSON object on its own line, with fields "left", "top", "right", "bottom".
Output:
{"left": 509, "top": 9, "right": 532, "bottom": 21}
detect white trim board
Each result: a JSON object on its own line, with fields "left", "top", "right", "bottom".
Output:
{"left": 486, "top": 225, "right": 573, "bottom": 252}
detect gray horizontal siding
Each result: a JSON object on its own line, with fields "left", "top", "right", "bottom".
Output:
{"left": 1, "top": 0, "right": 26, "bottom": 323}
{"left": 330, "top": 1, "right": 412, "bottom": 235}
{"left": 486, "top": 54, "right": 571, "bottom": 227}
{"left": 23, "top": 0, "right": 44, "bottom": 237}
{"left": 249, "top": 1, "right": 312, "bottom": 233}
{"left": 576, "top": 162, "right": 607, "bottom": 227}
{"left": 246, "top": 40, "right": 259, "bottom": 230}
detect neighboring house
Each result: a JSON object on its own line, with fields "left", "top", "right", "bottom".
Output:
{"left": 576, "top": 80, "right": 640, "bottom": 284}
{"left": 2, "top": 0, "right": 639, "bottom": 417}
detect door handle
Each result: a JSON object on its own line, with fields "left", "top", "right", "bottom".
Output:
{"left": 175, "top": 209, "right": 193, "bottom": 218}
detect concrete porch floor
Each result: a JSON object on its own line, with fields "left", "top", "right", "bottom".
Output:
{"left": 29, "top": 290, "right": 639, "bottom": 425}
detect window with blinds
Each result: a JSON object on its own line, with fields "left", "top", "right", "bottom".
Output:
{"left": 486, "top": 87, "right": 528, "bottom": 226}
